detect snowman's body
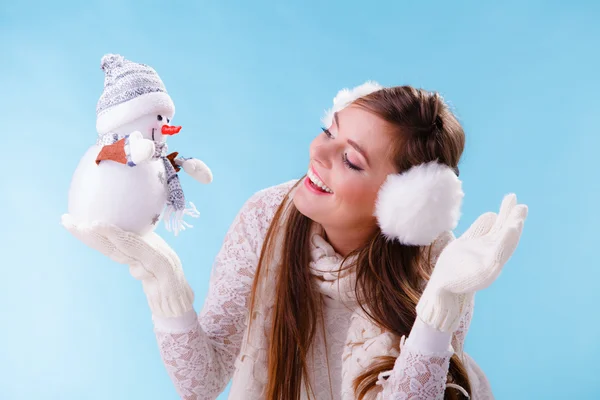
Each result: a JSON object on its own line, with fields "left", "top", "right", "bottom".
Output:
{"left": 68, "top": 143, "right": 168, "bottom": 236}
{"left": 64, "top": 53, "right": 209, "bottom": 237}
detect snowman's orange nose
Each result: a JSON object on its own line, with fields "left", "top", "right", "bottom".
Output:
{"left": 162, "top": 125, "right": 182, "bottom": 135}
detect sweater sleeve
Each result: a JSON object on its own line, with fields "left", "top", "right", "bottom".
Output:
{"left": 376, "top": 300, "right": 474, "bottom": 399}
{"left": 150, "top": 181, "right": 295, "bottom": 400}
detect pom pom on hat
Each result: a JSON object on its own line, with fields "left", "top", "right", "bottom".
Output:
{"left": 374, "top": 161, "right": 464, "bottom": 246}
{"left": 100, "top": 54, "right": 125, "bottom": 71}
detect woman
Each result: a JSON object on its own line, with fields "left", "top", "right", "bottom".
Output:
{"left": 63, "top": 82, "right": 527, "bottom": 399}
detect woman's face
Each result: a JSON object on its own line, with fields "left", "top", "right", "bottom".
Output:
{"left": 293, "top": 105, "right": 398, "bottom": 238}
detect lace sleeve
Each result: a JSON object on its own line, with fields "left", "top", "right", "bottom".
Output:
{"left": 453, "top": 298, "right": 495, "bottom": 399}
{"left": 153, "top": 180, "right": 296, "bottom": 400}
{"left": 374, "top": 232, "right": 473, "bottom": 400}
{"left": 374, "top": 227, "right": 494, "bottom": 400}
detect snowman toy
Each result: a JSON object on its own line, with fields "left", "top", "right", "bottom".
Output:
{"left": 64, "top": 53, "right": 212, "bottom": 237}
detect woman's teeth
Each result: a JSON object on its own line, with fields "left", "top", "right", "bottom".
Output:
{"left": 307, "top": 169, "right": 333, "bottom": 193}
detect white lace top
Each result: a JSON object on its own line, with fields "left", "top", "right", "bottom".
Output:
{"left": 152, "top": 180, "right": 494, "bottom": 399}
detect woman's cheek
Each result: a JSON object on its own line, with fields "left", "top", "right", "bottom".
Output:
{"left": 340, "top": 180, "right": 368, "bottom": 204}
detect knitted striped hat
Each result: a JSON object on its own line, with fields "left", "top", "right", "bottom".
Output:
{"left": 95, "top": 54, "right": 175, "bottom": 134}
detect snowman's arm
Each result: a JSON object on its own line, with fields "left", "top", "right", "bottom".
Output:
{"left": 172, "top": 155, "right": 213, "bottom": 184}
{"left": 173, "top": 155, "right": 196, "bottom": 166}
{"left": 95, "top": 138, "right": 130, "bottom": 166}
{"left": 171, "top": 155, "right": 189, "bottom": 166}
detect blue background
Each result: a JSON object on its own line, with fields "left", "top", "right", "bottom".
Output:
{"left": 1, "top": 1, "right": 598, "bottom": 399}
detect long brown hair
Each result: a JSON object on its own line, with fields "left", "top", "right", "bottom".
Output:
{"left": 248, "top": 86, "right": 470, "bottom": 399}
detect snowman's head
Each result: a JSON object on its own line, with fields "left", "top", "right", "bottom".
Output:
{"left": 96, "top": 54, "right": 180, "bottom": 138}
{"left": 112, "top": 111, "right": 181, "bottom": 143}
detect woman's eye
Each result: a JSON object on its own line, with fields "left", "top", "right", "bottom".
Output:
{"left": 321, "top": 127, "right": 333, "bottom": 138}
{"left": 343, "top": 153, "right": 363, "bottom": 171}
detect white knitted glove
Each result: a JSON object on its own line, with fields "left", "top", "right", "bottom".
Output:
{"left": 177, "top": 157, "right": 213, "bottom": 184}
{"left": 416, "top": 193, "right": 528, "bottom": 333}
{"left": 61, "top": 214, "right": 194, "bottom": 318}
{"left": 62, "top": 214, "right": 130, "bottom": 264}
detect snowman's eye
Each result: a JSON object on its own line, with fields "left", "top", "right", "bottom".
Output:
{"left": 167, "top": 118, "right": 170, "bottom": 123}
{"left": 157, "top": 115, "right": 163, "bottom": 121}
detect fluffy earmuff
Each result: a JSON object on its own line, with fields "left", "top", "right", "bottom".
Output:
{"left": 321, "top": 81, "right": 383, "bottom": 128}
{"left": 321, "top": 81, "right": 464, "bottom": 246}
{"left": 374, "top": 161, "right": 464, "bottom": 246}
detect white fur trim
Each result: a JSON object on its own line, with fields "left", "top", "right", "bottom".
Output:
{"left": 374, "top": 161, "right": 464, "bottom": 246}
{"left": 96, "top": 91, "right": 175, "bottom": 134}
{"left": 321, "top": 81, "right": 383, "bottom": 128}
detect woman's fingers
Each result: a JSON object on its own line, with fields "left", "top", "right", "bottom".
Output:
{"left": 461, "top": 212, "right": 497, "bottom": 240}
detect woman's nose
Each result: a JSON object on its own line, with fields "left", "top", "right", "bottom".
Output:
{"left": 311, "top": 142, "right": 333, "bottom": 169}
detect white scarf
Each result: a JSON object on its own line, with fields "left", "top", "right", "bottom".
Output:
{"left": 227, "top": 203, "right": 401, "bottom": 400}
{"left": 309, "top": 227, "right": 401, "bottom": 400}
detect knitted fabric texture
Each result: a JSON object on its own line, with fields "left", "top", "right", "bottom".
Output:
{"left": 97, "top": 54, "right": 168, "bottom": 115}
{"left": 416, "top": 194, "right": 527, "bottom": 333}
{"left": 96, "top": 54, "right": 175, "bottom": 134}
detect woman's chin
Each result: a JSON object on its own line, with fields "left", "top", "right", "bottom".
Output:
{"left": 293, "top": 189, "right": 322, "bottom": 222}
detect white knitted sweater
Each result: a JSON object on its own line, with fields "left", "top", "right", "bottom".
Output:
{"left": 151, "top": 180, "right": 494, "bottom": 399}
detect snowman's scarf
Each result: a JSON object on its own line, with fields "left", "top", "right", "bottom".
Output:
{"left": 97, "top": 132, "right": 199, "bottom": 235}
{"left": 155, "top": 141, "right": 199, "bottom": 235}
